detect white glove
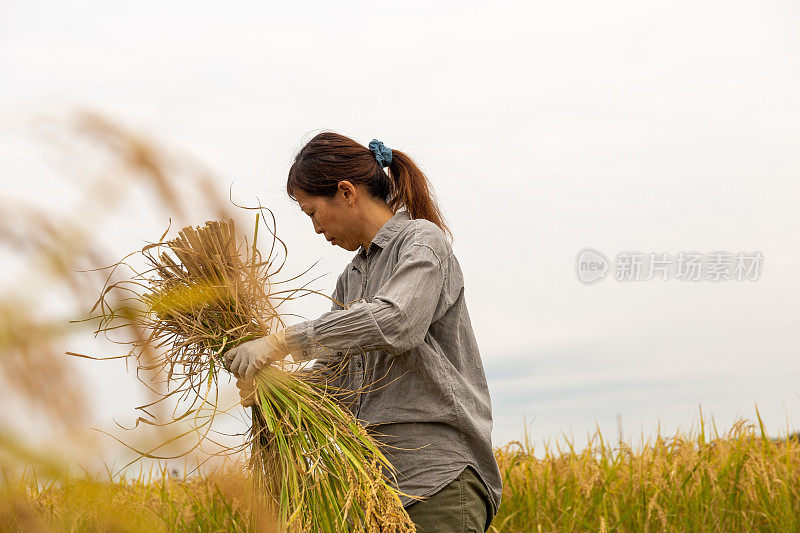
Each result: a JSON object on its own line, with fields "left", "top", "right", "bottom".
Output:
{"left": 223, "top": 329, "right": 290, "bottom": 381}
{"left": 236, "top": 378, "right": 257, "bottom": 408}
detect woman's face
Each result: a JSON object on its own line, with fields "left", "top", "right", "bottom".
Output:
{"left": 294, "top": 186, "right": 361, "bottom": 252}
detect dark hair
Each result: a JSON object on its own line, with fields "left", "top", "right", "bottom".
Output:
{"left": 287, "top": 131, "right": 452, "bottom": 240}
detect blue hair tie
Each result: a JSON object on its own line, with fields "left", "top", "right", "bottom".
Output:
{"left": 368, "top": 139, "right": 393, "bottom": 167}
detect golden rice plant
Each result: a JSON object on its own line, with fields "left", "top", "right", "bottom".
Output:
{"left": 0, "top": 110, "right": 242, "bottom": 470}
{"left": 75, "top": 211, "right": 414, "bottom": 532}
{"left": 7, "top": 409, "right": 800, "bottom": 532}
{"left": 491, "top": 407, "right": 800, "bottom": 532}
{"left": 1, "top": 462, "right": 277, "bottom": 532}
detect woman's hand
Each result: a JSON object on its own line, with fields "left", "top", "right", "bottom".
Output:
{"left": 223, "top": 329, "right": 290, "bottom": 380}
{"left": 236, "top": 378, "right": 257, "bottom": 408}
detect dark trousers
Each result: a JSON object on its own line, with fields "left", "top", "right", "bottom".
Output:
{"left": 404, "top": 465, "right": 494, "bottom": 532}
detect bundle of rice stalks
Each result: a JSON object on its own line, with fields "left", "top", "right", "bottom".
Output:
{"left": 79, "top": 211, "right": 414, "bottom": 532}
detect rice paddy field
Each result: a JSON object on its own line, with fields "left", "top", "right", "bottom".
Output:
{"left": 3, "top": 410, "right": 800, "bottom": 532}
{"left": 2, "top": 114, "right": 799, "bottom": 531}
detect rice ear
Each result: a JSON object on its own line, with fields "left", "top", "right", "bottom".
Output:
{"left": 82, "top": 212, "right": 415, "bottom": 532}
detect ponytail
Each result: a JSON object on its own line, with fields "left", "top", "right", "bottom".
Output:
{"left": 386, "top": 149, "right": 452, "bottom": 241}
{"left": 287, "top": 131, "right": 452, "bottom": 241}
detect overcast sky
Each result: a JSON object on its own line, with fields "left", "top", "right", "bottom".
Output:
{"left": 1, "top": 0, "right": 799, "bottom": 462}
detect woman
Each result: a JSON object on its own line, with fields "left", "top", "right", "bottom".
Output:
{"left": 225, "top": 132, "right": 502, "bottom": 532}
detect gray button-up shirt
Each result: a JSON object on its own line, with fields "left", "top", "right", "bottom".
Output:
{"left": 284, "top": 209, "right": 502, "bottom": 516}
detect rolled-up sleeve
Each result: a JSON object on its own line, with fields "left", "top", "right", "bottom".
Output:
{"left": 285, "top": 242, "right": 445, "bottom": 360}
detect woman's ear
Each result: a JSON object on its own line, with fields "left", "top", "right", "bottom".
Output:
{"left": 338, "top": 180, "right": 356, "bottom": 206}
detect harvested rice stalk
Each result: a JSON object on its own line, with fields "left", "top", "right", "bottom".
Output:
{"left": 80, "top": 210, "right": 415, "bottom": 532}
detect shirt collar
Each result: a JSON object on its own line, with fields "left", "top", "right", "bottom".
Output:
{"left": 353, "top": 209, "right": 411, "bottom": 270}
